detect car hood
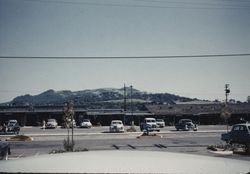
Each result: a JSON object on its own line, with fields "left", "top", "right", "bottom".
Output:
{"left": 47, "top": 122, "right": 56, "bottom": 124}
{"left": 111, "top": 124, "right": 123, "bottom": 127}
{"left": 0, "top": 151, "right": 249, "bottom": 174}
{"left": 81, "top": 122, "right": 90, "bottom": 124}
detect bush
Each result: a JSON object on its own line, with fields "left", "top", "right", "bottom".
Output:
{"left": 63, "top": 139, "right": 75, "bottom": 152}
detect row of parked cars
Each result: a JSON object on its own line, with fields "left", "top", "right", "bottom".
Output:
{"left": 0, "top": 118, "right": 198, "bottom": 133}
{"left": 110, "top": 118, "right": 198, "bottom": 133}
{"left": 44, "top": 119, "right": 92, "bottom": 129}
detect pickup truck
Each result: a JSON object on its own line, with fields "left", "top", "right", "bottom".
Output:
{"left": 140, "top": 118, "right": 160, "bottom": 132}
{"left": 221, "top": 123, "right": 250, "bottom": 154}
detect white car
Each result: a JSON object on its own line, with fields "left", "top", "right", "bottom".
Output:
{"left": 156, "top": 119, "right": 165, "bottom": 128}
{"left": 109, "top": 120, "right": 124, "bottom": 133}
{"left": 80, "top": 119, "right": 92, "bottom": 128}
{"left": 46, "top": 119, "right": 58, "bottom": 129}
{"left": 140, "top": 118, "right": 160, "bottom": 132}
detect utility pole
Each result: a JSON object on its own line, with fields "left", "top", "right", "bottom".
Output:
{"left": 225, "top": 84, "right": 230, "bottom": 132}
{"left": 225, "top": 84, "right": 230, "bottom": 104}
{"left": 130, "top": 85, "right": 134, "bottom": 126}
{"left": 124, "top": 84, "right": 127, "bottom": 112}
{"left": 123, "top": 84, "right": 127, "bottom": 125}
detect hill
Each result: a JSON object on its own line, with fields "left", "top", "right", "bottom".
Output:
{"left": 5, "top": 88, "right": 195, "bottom": 109}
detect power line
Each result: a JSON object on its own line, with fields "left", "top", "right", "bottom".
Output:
{"left": 135, "top": 0, "right": 250, "bottom": 8}
{"left": 1, "top": 53, "right": 250, "bottom": 59}
{"left": 22, "top": 0, "right": 250, "bottom": 10}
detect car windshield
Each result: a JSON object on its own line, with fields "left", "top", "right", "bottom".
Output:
{"left": 112, "top": 122, "right": 122, "bottom": 124}
{"left": 182, "top": 120, "right": 192, "bottom": 123}
{"left": 8, "top": 123, "right": 15, "bottom": 126}
{"left": 8, "top": 121, "right": 16, "bottom": 125}
{"left": 146, "top": 120, "right": 155, "bottom": 123}
{"left": 1, "top": 0, "right": 250, "bottom": 173}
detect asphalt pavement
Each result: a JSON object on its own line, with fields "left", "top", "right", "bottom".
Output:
{"left": 1, "top": 125, "right": 250, "bottom": 161}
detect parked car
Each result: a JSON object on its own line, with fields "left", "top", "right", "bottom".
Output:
{"left": 109, "top": 120, "right": 124, "bottom": 133}
{"left": 221, "top": 123, "right": 250, "bottom": 144}
{"left": 7, "top": 120, "right": 20, "bottom": 134}
{"left": 0, "top": 141, "right": 10, "bottom": 160}
{"left": 175, "top": 119, "right": 198, "bottom": 131}
{"left": 46, "top": 119, "right": 58, "bottom": 129}
{"left": 221, "top": 123, "right": 250, "bottom": 154}
{"left": 156, "top": 119, "right": 165, "bottom": 128}
{"left": 0, "top": 120, "right": 20, "bottom": 135}
{"left": 140, "top": 118, "right": 160, "bottom": 132}
{"left": 61, "top": 119, "right": 76, "bottom": 128}
{"left": 69, "top": 119, "right": 77, "bottom": 128}
{"left": 80, "top": 119, "right": 92, "bottom": 128}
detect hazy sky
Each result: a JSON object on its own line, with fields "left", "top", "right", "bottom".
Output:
{"left": 0, "top": 0, "right": 250, "bottom": 103}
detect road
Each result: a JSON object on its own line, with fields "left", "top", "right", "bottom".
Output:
{"left": 18, "top": 125, "right": 230, "bottom": 135}
{"left": 1, "top": 125, "right": 250, "bottom": 161}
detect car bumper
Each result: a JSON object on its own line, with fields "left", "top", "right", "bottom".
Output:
{"left": 110, "top": 127, "right": 124, "bottom": 132}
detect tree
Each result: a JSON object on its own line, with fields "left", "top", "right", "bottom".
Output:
{"left": 220, "top": 107, "right": 231, "bottom": 132}
{"left": 63, "top": 101, "right": 75, "bottom": 151}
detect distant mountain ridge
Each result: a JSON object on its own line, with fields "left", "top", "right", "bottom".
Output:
{"left": 6, "top": 88, "right": 195, "bottom": 106}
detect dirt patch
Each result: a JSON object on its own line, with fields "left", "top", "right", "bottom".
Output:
{"left": 6, "top": 135, "right": 33, "bottom": 141}
{"left": 137, "top": 132, "right": 162, "bottom": 139}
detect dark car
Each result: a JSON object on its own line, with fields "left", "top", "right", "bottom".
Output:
{"left": 175, "top": 119, "right": 198, "bottom": 131}
{"left": 221, "top": 123, "right": 250, "bottom": 154}
{"left": 6, "top": 120, "right": 20, "bottom": 134}
{"left": 221, "top": 123, "right": 250, "bottom": 145}
{"left": 0, "top": 141, "right": 10, "bottom": 160}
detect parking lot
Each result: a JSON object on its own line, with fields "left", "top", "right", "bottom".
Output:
{"left": 1, "top": 125, "right": 250, "bottom": 161}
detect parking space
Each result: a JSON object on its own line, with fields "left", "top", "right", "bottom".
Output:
{"left": 1, "top": 125, "right": 250, "bottom": 161}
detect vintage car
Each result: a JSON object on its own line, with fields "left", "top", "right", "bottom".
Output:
{"left": 46, "top": 119, "right": 58, "bottom": 129}
{"left": 109, "top": 120, "right": 124, "bottom": 133}
{"left": 80, "top": 119, "right": 92, "bottom": 128}
{"left": 221, "top": 123, "right": 250, "bottom": 154}
{"left": 0, "top": 120, "right": 20, "bottom": 134}
{"left": 140, "top": 118, "right": 160, "bottom": 132}
{"left": 175, "top": 119, "right": 198, "bottom": 131}
{"left": 156, "top": 119, "right": 165, "bottom": 128}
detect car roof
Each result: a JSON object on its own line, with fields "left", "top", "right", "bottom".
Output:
{"left": 8, "top": 120, "right": 17, "bottom": 122}
{"left": 145, "top": 118, "right": 155, "bottom": 120}
{"left": 180, "top": 119, "right": 192, "bottom": 121}
{"left": 233, "top": 123, "right": 250, "bottom": 126}
{"left": 111, "top": 120, "right": 122, "bottom": 122}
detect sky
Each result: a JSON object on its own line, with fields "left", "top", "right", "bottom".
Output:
{"left": 0, "top": 0, "right": 250, "bottom": 103}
